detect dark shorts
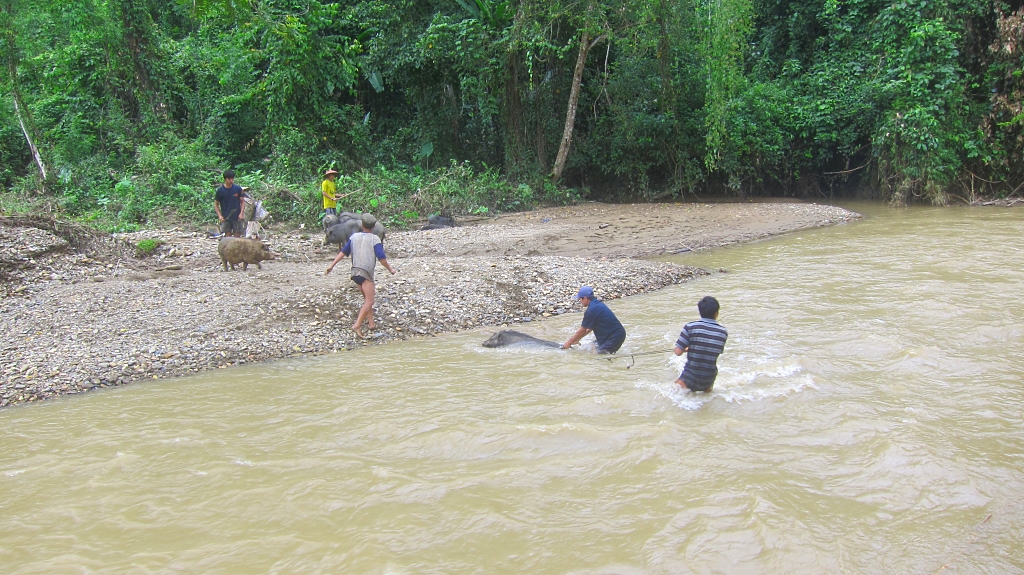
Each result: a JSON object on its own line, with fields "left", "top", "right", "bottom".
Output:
{"left": 325, "top": 208, "right": 336, "bottom": 216}
{"left": 220, "top": 218, "right": 244, "bottom": 235}
{"left": 679, "top": 375, "right": 714, "bottom": 392}
{"left": 351, "top": 268, "right": 373, "bottom": 285}
{"left": 596, "top": 334, "right": 626, "bottom": 354}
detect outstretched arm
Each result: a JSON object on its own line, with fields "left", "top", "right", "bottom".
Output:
{"left": 326, "top": 240, "right": 352, "bottom": 274}
{"left": 374, "top": 244, "right": 397, "bottom": 274}
{"left": 562, "top": 326, "right": 592, "bottom": 349}
{"left": 325, "top": 250, "right": 347, "bottom": 274}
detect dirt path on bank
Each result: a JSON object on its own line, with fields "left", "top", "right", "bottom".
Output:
{"left": 0, "top": 201, "right": 860, "bottom": 408}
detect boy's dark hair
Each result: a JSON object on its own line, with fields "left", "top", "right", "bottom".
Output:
{"left": 223, "top": 169, "right": 235, "bottom": 180}
{"left": 698, "top": 296, "right": 719, "bottom": 319}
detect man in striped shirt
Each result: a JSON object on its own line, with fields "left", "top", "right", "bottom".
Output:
{"left": 674, "top": 296, "right": 728, "bottom": 392}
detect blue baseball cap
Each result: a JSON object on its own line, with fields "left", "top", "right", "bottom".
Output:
{"left": 574, "top": 286, "right": 595, "bottom": 299}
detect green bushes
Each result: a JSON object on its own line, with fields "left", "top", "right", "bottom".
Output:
{"left": 47, "top": 136, "right": 223, "bottom": 231}
{"left": 0, "top": 149, "right": 573, "bottom": 230}
{"left": 135, "top": 238, "right": 162, "bottom": 256}
{"left": 292, "top": 161, "right": 561, "bottom": 228}
{"left": 868, "top": 2, "right": 973, "bottom": 205}
{"left": 4, "top": 0, "right": 1023, "bottom": 215}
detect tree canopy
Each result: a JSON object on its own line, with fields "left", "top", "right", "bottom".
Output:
{"left": 2, "top": 0, "right": 1022, "bottom": 228}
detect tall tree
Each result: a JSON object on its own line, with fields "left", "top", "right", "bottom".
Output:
{"left": 550, "top": 5, "right": 606, "bottom": 183}
{"left": 0, "top": 0, "right": 46, "bottom": 185}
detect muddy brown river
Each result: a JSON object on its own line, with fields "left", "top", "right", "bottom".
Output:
{"left": 2, "top": 203, "right": 1022, "bottom": 573}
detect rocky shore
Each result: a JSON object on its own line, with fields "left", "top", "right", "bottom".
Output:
{"left": 0, "top": 201, "right": 860, "bottom": 408}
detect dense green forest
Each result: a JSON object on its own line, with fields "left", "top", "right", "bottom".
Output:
{"left": 1, "top": 0, "right": 1023, "bottom": 229}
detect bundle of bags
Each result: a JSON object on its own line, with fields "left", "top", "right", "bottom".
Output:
{"left": 242, "top": 189, "right": 271, "bottom": 239}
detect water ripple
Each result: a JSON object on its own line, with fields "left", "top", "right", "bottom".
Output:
{"left": 2, "top": 204, "right": 1023, "bottom": 573}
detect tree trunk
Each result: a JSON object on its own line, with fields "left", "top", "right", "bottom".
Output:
{"left": 11, "top": 91, "right": 46, "bottom": 182}
{"left": 1, "top": 1, "right": 47, "bottom": 184}
{"left": 550, "top": 30, "right": 592, "bottom": 184}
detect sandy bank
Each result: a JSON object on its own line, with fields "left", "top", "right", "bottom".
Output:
{"left": 0, "top": 201, "right": 860, "bottom": 408}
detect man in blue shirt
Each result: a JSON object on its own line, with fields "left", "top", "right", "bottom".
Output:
{"left": 214, "top": 169, "right": 245, "bottom": 237}
{"left": 562, "top": 286, "right": 626, "bottom": 354}
{"left": 674, "top": 296, "right": 728, "bottom": 392}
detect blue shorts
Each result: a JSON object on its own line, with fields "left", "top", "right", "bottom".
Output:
{"left": 596, "top": 334, "right": 625, "bottom": 354}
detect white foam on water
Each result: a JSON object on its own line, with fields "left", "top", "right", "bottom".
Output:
{"left": 714, "top": 372, "right": 817, "bottom": 403}
{"left": 723, "top": 360, "right": 804, "bottom": 386}
{"left": 635, "top": 380, "right": 713, "bottom": 411}
{"left": 5, "top": 469, "right": 26, "bottom": 477}
{"left": 640, "top": 356, "right": 816, "bottom": 409}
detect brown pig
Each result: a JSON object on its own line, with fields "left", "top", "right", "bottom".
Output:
{"left": 218, "top": 237, "right": 275, "bottom": 271}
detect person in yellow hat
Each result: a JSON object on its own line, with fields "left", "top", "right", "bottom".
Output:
{"left": 321, "top": 169, "right": 340, "bottom": 216}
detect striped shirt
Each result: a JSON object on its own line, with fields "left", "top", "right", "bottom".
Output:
{"left": 676, "top": 318, "right": 728, "bottom": 391}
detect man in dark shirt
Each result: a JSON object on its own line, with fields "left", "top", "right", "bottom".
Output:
{"left": 214, "top": 169, "right": 245, "bottom": 237}
{"left": 674, "top": 296, "right": 728, "bottom": 392}
{"left": 562, "top": 285, "right": 626, "bottom": 354}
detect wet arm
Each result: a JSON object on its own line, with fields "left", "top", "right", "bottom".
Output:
{"left": 562, "top": 326, "right": 592, "bottom": 349}
{"left": 674, "top": 327, "right": 690, "bottom": 355}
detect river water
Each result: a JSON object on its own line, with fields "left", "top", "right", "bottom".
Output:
{"left": 2, "top": 203, "right": 1022, "bottom": 574}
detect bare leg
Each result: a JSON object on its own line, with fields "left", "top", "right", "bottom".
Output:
{"left": 352, "top": 279, "right": 375, "bottom": 337}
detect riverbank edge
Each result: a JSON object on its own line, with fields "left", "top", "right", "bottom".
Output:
{"left": 0, "top": 201, "right": 862, "bottom": 410}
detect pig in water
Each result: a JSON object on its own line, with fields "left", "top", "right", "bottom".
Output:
{"left": 322, "top": 218, "right": 385, "bottom": 251}
{"left": 481, "top": 330, "right": 561, "bottom": 348}
{"left": 218, "top": 237, "right": 275, "bottom": 271}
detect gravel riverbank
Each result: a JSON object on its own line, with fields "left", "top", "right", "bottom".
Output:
{"left": 0, "top": 201, "right": 860, "bottom": 408}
